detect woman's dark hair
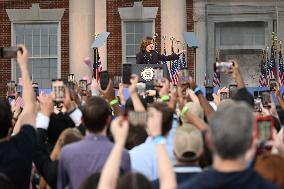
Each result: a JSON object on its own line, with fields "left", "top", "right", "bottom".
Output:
{"left": 0, "top": 99, "right": 13, "bottom": 139}
{"left": 117, "top": 173, "right": 153, "bottom": 189}
{"left": 140, "top": 36, "right": 153, "bottom": 52}
{"left": 125, "top": 125, "right": 148, "bottom": 150}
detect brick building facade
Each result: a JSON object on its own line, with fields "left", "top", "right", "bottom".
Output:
{"left": 0, "top": 0, "right": 195, "bottom": 97}
{"left": 0, "top": 0, "right": 69, "bottom": 97}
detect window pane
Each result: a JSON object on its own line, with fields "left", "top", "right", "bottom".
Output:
{"left": 125, "top": 23, "right": 134, "bottom": 33}
{"left": 126, "top": 57, "right": 136, "bottom": 64}
{"left": 49, "top": 25, "right": 58, "bottom": 35}
{"left": 126, "top": 45, "right": 135, "bottom": 56}
{"left": 126, "top": 34, "right": 135, "bottom": 44}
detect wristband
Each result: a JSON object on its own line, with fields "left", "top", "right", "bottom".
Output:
{"left": 194, "top": 87, "right": 202, "bottom": 96}
{"left": 110, "top": 99, "right": 119, "bottom": 106}
{"left": 153, "top": 135, "right": 166, "bottom": 144}
{"left": 160, "top": 95, "right": 170, "bottom": 102}
{"left": 181, "top": 105, "right": 189, "bottom": 116}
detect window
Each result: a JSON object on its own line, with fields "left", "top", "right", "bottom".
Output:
{"left": 214, "top": 21, "right": 266, "bottom": 86}
{"left": 124, "top": 21, "right": 153, "bottom": 63}
{"left": 216, "top": 21, "right": 266, "bottom": 50}
{"left": 14, "top": 23, "right": 59, "bottom": 88}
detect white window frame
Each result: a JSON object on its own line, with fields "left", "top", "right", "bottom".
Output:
{"left": 122, "top": 19, "right": 155, "bottom": 63}
{"left": 11, "top": 21, "right": 61, "bottom": 86}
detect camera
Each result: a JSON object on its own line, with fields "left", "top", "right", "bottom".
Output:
{"left": 79, "top": 80, "right": 88, "bottom": 96}
{"left": 180, "top": 68, "right": 189, "bottom": 83}
{"left": 205, "top": 86, "right": 214, "bottom": 101}
{"left": 0, "top": 47, "right": 18, "bottom": 59}
{"left": 256, "top": 116, "right": 274, "bottom": 144}
{"left": 229, "top": 84, "right": 238, "bottom": 98}
{"left": 214, "top": 61, "right": 233, "bottom": 73}
{"left": 122, "top": 63, "right": 132, "bottom": 85}
{"left": 52, "top": 79, "right": 65, "bottom": 102}
{"left": 99, "top": 71, "right": 109, "bottom": 90}
{"left": 32, "top": 82, "right": 39, "bottom": 97}
{"left": 68, "top": 74, "right": 75, "bottom": 83}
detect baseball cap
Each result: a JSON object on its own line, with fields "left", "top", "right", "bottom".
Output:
{"left": 174, "top": 127, "right": 203, "bottom": 162}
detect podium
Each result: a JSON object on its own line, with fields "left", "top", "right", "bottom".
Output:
{"left": 127, "top": 64, "right": 170, "bottom": 87}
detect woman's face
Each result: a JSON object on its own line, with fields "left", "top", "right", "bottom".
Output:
{"left": 146, "top": 40, "right": 154, "bottom": 52}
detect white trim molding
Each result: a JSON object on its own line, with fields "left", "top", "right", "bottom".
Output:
{"left": 6, "top": 3, "right": 64, "bottom": 22}
{"left": 118, "top": 2, "right": 158, "bottom": 20}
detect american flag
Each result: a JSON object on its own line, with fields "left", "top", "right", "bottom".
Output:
{"left": 93, "top": 49, "right": 103, "bottom": 80}
{"left": 279, "top": 45, "right": 284, "bottom": 86}
{"left": 212, "top": 71, "right": 220, "bottom": 87}
{"left": 170, "top": 58, "right": 179, "bottom": 85}
{"left": 11, "top": 96, "right": 24, "bottom": 108}
{"left": 259, "top": 52, "right": 268, "bottom": 87}
{"left": 268, "top": 45, "right": 277, "bottom": 80}
{"left": 181, "top": 52, "right": 187, "bottom": 68}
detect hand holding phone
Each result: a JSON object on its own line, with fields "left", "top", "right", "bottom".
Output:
{"left": 7, "top": 81, "right": 16, "bottom": 98}
{"left": 229, "top": 84, "right": 238, "bottom": 98}
{"left": 205, "top": 86, "right": 214, "bottom": 101}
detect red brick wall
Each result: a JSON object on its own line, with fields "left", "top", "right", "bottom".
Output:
{"left": 0, "top": 0, "right": 69, "bottom": 97}
{"left": 106, "top": 0, "right": 161, "bottom": 76}
{"left": 186, "top": 0, "right": 195, "bottom": 79}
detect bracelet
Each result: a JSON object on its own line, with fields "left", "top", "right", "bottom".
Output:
{"left": 160, "top": 95, "right": 170, "bottom": 102}
{"left": 110, "top": 99, "right": 119, "bottom": 106}
{"left": 153, "top": 135, "right": 166, "bottom": 144}
{"left": 181, "top": 105, "right": 189, "bottom": 116}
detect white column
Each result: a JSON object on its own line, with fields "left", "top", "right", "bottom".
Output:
{"left": 69, "top": 0, "right": 95, "bottom": 80}
{"left": 95, "top": 0, "right": 107, "bottom": 71}
{"left": 194, "top": 0, "right": 206, "bottom": 85}
{"left": 161, "top": 0, "right": 186, "bottom": 54}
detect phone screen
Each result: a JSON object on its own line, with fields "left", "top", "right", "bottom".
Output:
{"left": 181, "top": 68, "right": 189, "bottom": 82}
{"left": 99, "top": 71, "right": 109, "bottom": 90}
{"left": 52, "top": 80, "right": 65, "bottom": 102}
{"left": 257, "top": 120, "right": 272, "bottom": 142}
{"left": 32, "top": 82, "right": 39, "bottom": 96}
{"left": 269, "top": 79, "right": 277, "bottom": 91}
{"left": 205, "top": 86, "right": 214, "bottom": 101}
{"left": 113, "top": 76, "right": 122, "bottom": 89}
{"left": 79, "top": 80, "right": 87, "bottom": 91}
{"left": 153, "top": 67, "right": 163, "bottom": 87}
{"left": 262, "top": 91, "right": 271, "bottom": 108}
{"left": 220, "top": 92, "right": 228, "bottom": 101}
{"left": 229, "top": 85, "right": 238, "bottom": 98}
{"left": 122, "top": 64, "right": 132, "bottom": 84}
{"left": 7, "top": 81, "right": 16, "bottom": 98}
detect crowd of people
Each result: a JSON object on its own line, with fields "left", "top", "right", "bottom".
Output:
{"left": 1, "top": 45, "right": 284, "bottom": 189}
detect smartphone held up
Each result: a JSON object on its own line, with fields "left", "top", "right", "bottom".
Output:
{"left": 0, "top": 46, "right": 23, "bottom": 59}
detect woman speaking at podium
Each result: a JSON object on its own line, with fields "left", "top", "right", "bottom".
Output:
{"left": 136, "top": 36, "right": 185, "bottom": 64}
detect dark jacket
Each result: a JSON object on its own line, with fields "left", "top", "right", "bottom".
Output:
{"left": 136, "top": 50, "right": 179, "bottom": 64}
{"left": 33, "top": 128, "right": 58, "bottom": 189}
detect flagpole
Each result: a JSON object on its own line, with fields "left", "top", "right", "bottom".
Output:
{"left": 170, "top": 37, "right": 175, "bottom": 70}
{"left": 275, "top": 0, "right": 279, "bottom": 35}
